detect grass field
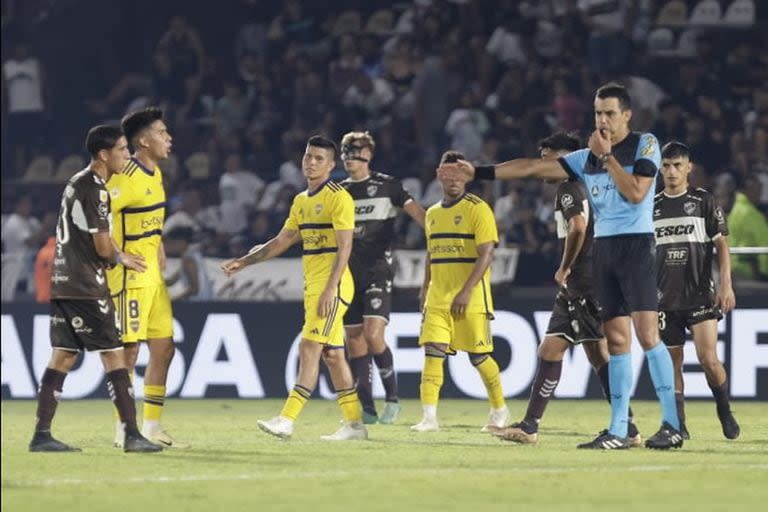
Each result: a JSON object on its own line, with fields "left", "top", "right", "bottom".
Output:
{"left": 2, "top": 399, "right": 767, "bottom": 512}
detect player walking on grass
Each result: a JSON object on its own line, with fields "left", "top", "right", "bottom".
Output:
{"left": 222, "top": 135, "right": 367, "bottom": 441}
{"left": 654, "top": 141, "right": 740, "bottom": 440}
{"left": 412, "top": 150, "right": 509, "bottom": 433}
{"left": 29, "top": 125, "right": 161, "bottom": 453}
{"left": 440, "top": 83, "right": 683, "bottom": 450}
{"left": 107, "top": 107, "right": 186, "bottom": 448}
{"left": 491, "top": 132, "right": 641, "bottom": 446}
{"left": 339, "top": 131, "right": 425, "bottom": 425}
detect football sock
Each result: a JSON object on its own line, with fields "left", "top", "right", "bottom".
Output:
{"left": 470, "top": 354, "right": 505, "bottom": 409}
{"left": 349, "top": 355, "right": 375, "bottom": 415}
{"left": 336, "top": 387, "right": 362, "bottom": 423}
{"left": 113, "top": 370, "right": 134, "bottom": 421}
{"left": 419, "top": 349, "right": 446, "bottom": 408}
{"left": 107, "top": 369, "right": 140, "bottom": 436}
{"left": 607, "top": 353, "right": 632, "bottom": 438}
{"left": 709, "top": 378, "right": 731, "bottom": 415}
{"left": 646, "top": 343, "right": 680, "bottom": 430}
{"left": 34, "top": 368, "right": 66, "bottom": 432}
{"left": 143, "top": 384, "right": 166, "bottom": 426}
{"left": 675, "top": 391, "right": 686, "bottom": 423}
{"left": 373, "top": 346, "right": 399, "bottom": 402}
{"left": 597, "top": 363, "right": 635, "bottom": 423}
{"left": 280, "top": 384, "right": 312, "bottom": 421}
{"left": 524, "top": 359, "right": 562, "bottom": 427}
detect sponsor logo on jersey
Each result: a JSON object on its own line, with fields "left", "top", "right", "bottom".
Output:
{"left": 140, "top": 216, "right": 163, "bottom": 229}
{"left": 355, "top": 205, "right": 375, "bottom": 215}
{"left": 591, "top": 185, "right": 600, "bottom": 197}
{"left": 664, "top": 247, "right": 688, "bottom": 265}
{"left": 655, "top": 224, "right": 695, "bottom": 238}
{"left": 54, "top": 257, "right": 66, "bottom": 266}
{"left": 683, "top": 201, "right": 697, "bottom": 215}
{"left": 561, "top": 194, "right": 573, "bottom": 208}
{"left": 98, "top": 202, "right": 109, "bottom": 218}
{"left": 432, "top": 245, "right": 465, "bottom": 254}
{"left": 50, "top": 315, "right": 67, "bottom": 326}
{"left": 304, "top": 233, "right": 329, "bottom": 246}
{"left": 52, "top": 274, "right": 70, "bottom": 283}
{"left": 95, "top": 270, "right": 105, "bottom": 285}
{"left": 145, "top": 188, "right": 152, "bottom": 195}
{"left": 99, "top": 190, "right": 109, "bottom": 203}
{"left": 71, "top": 316, "right": 84, "bottom": 329}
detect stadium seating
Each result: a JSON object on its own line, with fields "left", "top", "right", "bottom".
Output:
{"left": 52, "top": 154, "right": 85, "bottom": 183}
{"left": 689, "top": 0, "right": 722, "bottom": 26}
{"left": 20, "top": 156, "right": 55, "bottom": 183}
{"left": 722, "top": 0, "right": 755, "bottom": 26}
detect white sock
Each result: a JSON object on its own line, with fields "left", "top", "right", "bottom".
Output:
{"left": 142, "top": 419, "right": 160, "bottom": 435}
{"left": 422, "top": 405, "right": 437, "bottom": 420}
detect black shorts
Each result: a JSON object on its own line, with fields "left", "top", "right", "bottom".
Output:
{"left": 50, "top": 298, "right": 121, "bottom": 352}
{"left": 660, "top": 305, "right": 723, "bottom": 347}
{"left": 344, "top": 267, "right": 392, "bottom": 326}
{"left": 546, "top": 292, "right": 604, "bottom": 344}
{"left": 593, "top": 234, "right": 658, "bottom": 321}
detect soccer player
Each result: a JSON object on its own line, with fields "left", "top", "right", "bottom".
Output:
{"left": 29, "top": 125, "right": 161, "bottom": 453}
{"left": 339, "top": 131, "right": 425, "bottom": 425}
{"left": 439, "top": 82, "right": 684, "bottom": 450}
{"left": 222, "top": 135, "right": 367, "bottom": 441}
{"left": 654, "top": 141, "right": 739, "bottom": 440}
{"left": 412, "top": 150, "right": 509, "bottom": 433}
{"left": 107, "top": 107, "right": 185, "bottom": 448}
{"left": 492, "top": 132, "right": 641, "bottom": 446}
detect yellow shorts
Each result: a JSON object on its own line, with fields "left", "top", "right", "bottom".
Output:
{"left": 302, "top": 283, "right": 353, "bottom": 347}
{"left": 114, "top": 285, "right": 174, "bottom": 343}
{"left": 419, "top": 308, "right": 493, "bottom": 354}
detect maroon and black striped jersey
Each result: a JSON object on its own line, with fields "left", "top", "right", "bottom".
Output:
{"left": 554, "top": 180, "right": 594, "bottom": 297}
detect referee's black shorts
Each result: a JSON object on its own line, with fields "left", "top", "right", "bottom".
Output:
{"left": 592, "top": 234, "right": 658, "bottom": 321}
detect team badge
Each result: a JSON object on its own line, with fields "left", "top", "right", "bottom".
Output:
{"left": 371, "top": 298, "right": 382, "bottom": 310}
{"left": 683, "top": 201, "right": 697, "bottom": 215}
{"left": 110, "top": 188, "right": 120, "bottom": 198}
{"left": 65, "top": 185, "right": 75, "bottom": 198}
{"left": 99, "top": 190, "right": 109, "bottom": 202}
{"left": 453, "top": 215, "right": 462, "bottom": 226}
{"left": 591, "top": 185, "right": 600, "bottom": 197}
{"left": 561, "top": 194, "right": 573, "bottom": 208}
{"left": 71, "top": 316, "right": 84, "bottom": 329}
{"left": 314, "top": 204, "right": 323, "bottom": 214}
{"left": 98, "top": 202, "right": 109, "bottom": 218}
{"left": 367, "top": 185, "right": 378, "bottom": 197}
{"left": 130, "top": 320, "right": 140, "bottom": 333}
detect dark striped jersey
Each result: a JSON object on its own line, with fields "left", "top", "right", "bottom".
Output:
{"left": 51, "top": 168, "right": 113, "bottom": 300}
{"left": 339, "top": 171, "right": 413, "bottom": 274}
{"left": 424, "top": 193, "right": 497, "bottom": 314}
{"left": 554, "top": 180, "right": 594, "bottom": 297}
{"left": 653, "top": 187, "right": 728, "bottom": 310}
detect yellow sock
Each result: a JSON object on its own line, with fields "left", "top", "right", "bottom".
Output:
{"left": 280, "top": 385, "right": 312, "bottom": 421}
{"left": 336, "top": 387, "right": 362, "bottom": 423}
{"left": 420, "top": 353, "right": 445, "bottom": 407}
{"left": 113, "top": 370, "right": 135, "bottom": 420}
{"left": 472, "top": 354, "right": 506, "bottom": 409}
{"left": 143, "top": 384, "right": 166, "bottom": 423}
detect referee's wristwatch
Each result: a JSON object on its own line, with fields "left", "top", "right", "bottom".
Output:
{"left": 599, "top": 152, "right": 612, "bottom": 163}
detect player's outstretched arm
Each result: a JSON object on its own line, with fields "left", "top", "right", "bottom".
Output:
{"left": 221, "top": 228, "right": 300, "bottom": 276}
{"left": 403, "top": 200, "right": 426, "bottom": 228}
{"left": 438, "top": 158, "right": 568, "bottom": 182}
{"left": 451, "top": 241, "right": 495, "bottom": 317}
{"left": 713, "top": 235, "right": 736, "bottom": 312}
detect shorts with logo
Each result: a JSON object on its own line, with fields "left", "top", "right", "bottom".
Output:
{"left": 419, "top": 308, "right": 493, "bottom": 354}
{"left": 303, "top": 280, "right": 354, "bottom": 347}
{"left": 593, "top": 234, "right": 658, "bottom": 320}
{"left": 50, "top": 298, "right": 121, "bottom": 352}
{"left": 344, "top": 265, "right": 392, "bottom": 326}
{"left": 546, "top": 292, "right": 604, "bottom": 344}
{"left": 113, "top": 284, "right": 174, "bottom": 343}
{"left": 660, "top": 305, "right": 723, "bottom": 347}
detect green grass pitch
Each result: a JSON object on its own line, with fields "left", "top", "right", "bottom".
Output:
{"left": 3, "top": 399, "right": 767, "bottom": 511}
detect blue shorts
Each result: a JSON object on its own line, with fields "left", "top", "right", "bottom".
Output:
{"left": 593, "top": 234, "right": 658, "bottom": 321}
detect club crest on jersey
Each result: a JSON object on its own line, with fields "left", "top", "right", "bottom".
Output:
{"left": 98, "top": 202, "right": 109, "bottom": 218}
{"left": 561, "top": 194, "right": 573, "bottom": 208}
{"left": 99, "top": 190, "right": 109, "bottom": 202}
{"left": 367, "top": 185, "right": 378, "bottom": 197}
{"left": 371, "top": 298, "right": 382, "bottom": 310}
{"left": 130, "top": 320, "right": 140, "bottom": 333}
{"left": 314, "top": 204, "right": 323, "bottom": 215}
{"left": 683, "top": 201, "right": 697, "bottom": 215}
{"left": 453, "top": 215, "right": 462, "bottom": 226}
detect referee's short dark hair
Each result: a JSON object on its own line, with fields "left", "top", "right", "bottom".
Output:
{"left": 596, "top": 82, "right": 632, "bottom": 111}
{"left": 307, "top": 135, "right": 338, "bottom": 159}
{"left": 121, "top": 107, "right": 165, "bottom": 144}
{"left": 538, "top": 132, "right": 581, "bottom": 153}
{"left": 661, "top": 141, "right": 691, "bottom": 161}
{"left": 85, "top": 125, "right": 124, "bottom": 157}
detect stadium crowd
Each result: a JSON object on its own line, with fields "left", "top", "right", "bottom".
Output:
{"left": 2, "top": 0, "right": 767, "bottom": 300}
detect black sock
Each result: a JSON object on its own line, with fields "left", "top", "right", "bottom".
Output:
{"left": 675, "top": 391, "right": 686, "bottom": 423}
{"left": 349, "top": 355, "right": 375, "bottom": 415}
{"left": 35, "top": 368, "right": 67, "bottom": 432}
{"left": 709, "top": 378, "right": 731, "bottom": 416}
{"left": 597, "top": 363, "right": 635, "bottom": 422}
{"left": 373, "top": 346, "right": 399, "bottom": 402}
{"left": 106, "top": 368, "right": 140, "bottom": 436}
{"left": 524, "top": 359, "right": 562, "bottom": 428}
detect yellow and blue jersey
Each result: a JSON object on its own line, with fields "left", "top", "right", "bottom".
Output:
{"left": 283, "top": 180, "right": 355, "bottom": 296}
{"left": 107, "top": 157, "right": 166, "bottom": 293}
{"left": 424, "top": 193, "right": 497, "bottom": 314}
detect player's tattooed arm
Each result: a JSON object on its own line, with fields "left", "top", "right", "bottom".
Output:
{"left": 221, "top": 229, "right": 300, "bottom": 276}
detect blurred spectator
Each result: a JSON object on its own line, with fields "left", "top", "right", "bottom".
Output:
{"left": 34, "top": 235, "right": 55, "bottom": 303}
{"left": 219, "top": 152, "right": 265, "bottom": 235}
{"left": 214, "top": 81, "right": 251, "bottom": 139}
{"left": 444, "top": 89, "right": 490, "bottom": 161}
{"left": 2, "top": 196, "right": 44, "bottom": 255}
{"left": 164, "top": 227, "right": 213, "bottom": 301}
{"left": 3, "top": 43, "right": 48, "bottom": 175}
{"left": 577, "top": 0, "right": 629, "bottom": 78}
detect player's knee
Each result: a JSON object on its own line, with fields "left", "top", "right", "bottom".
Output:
{"left": 697, "top": 352, "right": 721, "bottom": 371}
{"left": 150, "top": 340, "right": 175, "bottom": 363}
{"left": 322, "top": 347, "right": 344, "bottom": 367}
